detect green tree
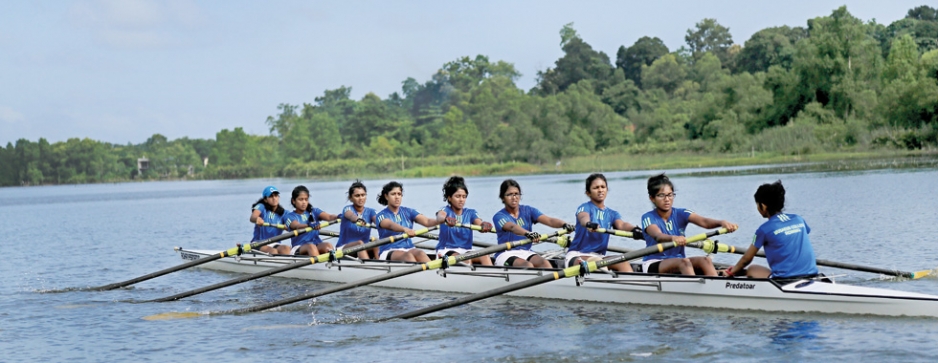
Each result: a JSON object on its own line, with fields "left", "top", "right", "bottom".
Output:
{"left": 641, "top": 54, "right": 688, "bottom": 94}
{"left": 536, "top": 23, "right": 615, "bottom": 95}
{"left": 616, "top": 36, "right": 669, "bottom": 87}
{"left": 735, "top": 26, "right": 806, "bottom": 73}
{"left": 685, "top": 18, "right": 735, "bottom": 67}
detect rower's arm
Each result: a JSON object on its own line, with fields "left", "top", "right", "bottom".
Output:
{"left": 536, "top": 214, "right": 567, "bottom": 229}
{"left": 730, "top": 245, "right": 760, "bottom": 275}
{"left": 576, "top": 211, "right": 591, "bottom": 228}
{"left": 612, "top": 219, "right": 638, "bottom": 231}
{"left": 379, "top": 218, "right": 407, "bottom": 233}
{"left": 501, "top": 221, "right": 528, "bottom": 236}
{"left": 435, "top": 210, "right": 448, "bottom": 224}
{"left": 688, "top": 213, "right": 738, "bottom": 232}
{"left": 645, "top": 224, "right": 678, "bottom": 243}
{"left": 317, "top": 211, "right": 339, "bottom": 222}
{"left": 414, "top": 214, "right": 442, "bottom": 228}
{"left": 343, "top": 208, "right": 359, "bottom": 221}
{"left": 289, "top": 219, "right": 306, "bottom": 230}
{"left": 250, "top": 209, "right": 263, "bottom": 225}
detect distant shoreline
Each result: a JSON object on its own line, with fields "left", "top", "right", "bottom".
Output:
{"left": 4, "top": 149, "right": 936, "bottom": 188}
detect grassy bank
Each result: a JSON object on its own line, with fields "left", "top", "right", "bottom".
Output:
{"left": 381, "top": 149, "right": 938, "bottom": 180}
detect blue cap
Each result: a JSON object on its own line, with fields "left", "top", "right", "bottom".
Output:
{"left": 262, "top": 186, "right": 279, "bottom": 197}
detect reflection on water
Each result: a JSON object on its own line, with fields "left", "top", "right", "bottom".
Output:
{"left": 770, "top": 319, "right": 822, "bottom": 349}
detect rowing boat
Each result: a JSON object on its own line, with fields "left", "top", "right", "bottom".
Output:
{"left": 175, "top": 247, "right": 938, "bottom": 318}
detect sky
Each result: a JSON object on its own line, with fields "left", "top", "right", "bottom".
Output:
{"left": 0, "top": 1, "right": 927, "bottom": 146}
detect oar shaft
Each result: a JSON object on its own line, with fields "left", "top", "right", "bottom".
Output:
{"left": 86, "top": 223, "right": 324, "bottom": 291}
{"left": 228, "top": 264, "right": 426, "bottom": 315}
{"left": 150, "top": 259, "right": 314, "bottom": 302}
{"left": 389, "top": 273, "right": 558, "bottom": 320}
{"left": 230, "top": 229, "right": 569, "bottom": 314}
{"left": 152, "top": 227, "right": 436, "bottom": 302}
{"left": 388, "top": 228, "right": 728, "bottom": 320}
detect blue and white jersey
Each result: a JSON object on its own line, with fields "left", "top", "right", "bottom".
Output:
{"left": 640, "top": 207, "right": 693, "bottom": 260}
{"left": 284, "top": 208, "right": 325, "bottom": 247}
{"left": 570, "top": 202, "right": 622, "bottom": 255}
{"left": 336, "top": 205, "right": 377, "bottom": 248}
{"left": 376, "top": 206, "right": 421, "bottom": 253}
{"left": 436, "top": 205, "right": 480, "bottom": 251}
{"left": 252, "top": 203, "right": 285, "bottom": 242}
{"left": 493, "top": 205, "right": 543, "bottom": 256}
{"left": 753, "top": 213, "right": 818, "bottom": 278}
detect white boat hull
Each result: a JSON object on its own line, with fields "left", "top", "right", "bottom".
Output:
{"left": 178, "top": 249, "right": 938, "bottom": 318}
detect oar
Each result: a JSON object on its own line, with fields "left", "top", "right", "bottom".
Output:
{"left": 147, "top": 226, "right": 437, "bottom": 302}
{"left": 685, "top": 241, "right": 934, "bottom": 280}
{"left": 76, "top": 220, "right": 339, "bottom": 292}
{"left": 385, "top": 228, "right": 730, "bottom": 320}
{"left": 452, "top": 223, "right": 497, "bottom": 233}
{"left": 142, "top": 228, "right": 570, "bottom": 320}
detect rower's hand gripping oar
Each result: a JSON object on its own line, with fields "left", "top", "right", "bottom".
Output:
{"left": 147, "top": 225, "right": 433, "bottom": 302}
{"left": 72, "top": 219, "right": 340, "bottom": 292}
{"left": 142, "top": 228, "right": 570, "bottom": 320}
{"left": 385, "top": 228, "right": 731, "bottom": 321}
{"left": 685, "top": 241, "right": 934, "bottom": 280}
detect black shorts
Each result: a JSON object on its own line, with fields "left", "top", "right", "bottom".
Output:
{"left": 645, "top": 261, "right": 661, "bottom": 274}
{"left": 504, "top": 255, "right": 537, "bottom": 266}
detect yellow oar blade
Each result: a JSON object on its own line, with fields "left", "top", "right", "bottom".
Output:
{"left": 141, "top": 311, "right": 204, "bottom": 321}
{"left": 911, "top": 269, "right": 937, "bottom": 280}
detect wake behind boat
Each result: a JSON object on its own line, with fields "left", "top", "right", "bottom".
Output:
{"left": 176, "top": 247, "right": 938, "bottom": 318}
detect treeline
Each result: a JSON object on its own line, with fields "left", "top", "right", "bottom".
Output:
{"left": 2, "top": 5, "right": 937, "bottom": 186}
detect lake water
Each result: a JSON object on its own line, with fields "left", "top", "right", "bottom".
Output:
{"left": 2, "top": 166, "right": 938, "bottom": 362}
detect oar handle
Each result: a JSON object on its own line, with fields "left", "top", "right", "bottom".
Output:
{"left": 261, "top": 223, "right": 287, "bottom": 229}
{"left": 453, "top": 223, "right": 497, "bottom": 233}
{"left": 594, "top": 228, "right": 636, "bottom": 238}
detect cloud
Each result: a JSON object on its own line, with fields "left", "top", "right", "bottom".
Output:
{"left": 68, "top": 0, "right": 203, "bottom": 49}
{"left": 0, "top": 106, "right": 25, "bottom": 124}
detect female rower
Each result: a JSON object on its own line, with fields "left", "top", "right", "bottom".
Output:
{"left": 337, "top": 180, "right": 378, "bottom": 259}
{"left": 435, "top": 176, "right": 494, "bottom": 266}
{"left": 640, "top": 174, "right": 738, "bottom": 276}
{"left": 493, "top": 179, "right": 574, "bottom": 268}
{"left": 251, "top": 186, "right": 288, "bottom": 254}
{"left": 724, "top": 180, "right": 818, "bottom": 279}
{"left": 284, "top": 185, "right": 338, "bottom": 256}
{"left": 375, "top": 181, "right": 441, "bottom": 262}
{"left": 568, "top": 173, "right": 643, "bottom": 272}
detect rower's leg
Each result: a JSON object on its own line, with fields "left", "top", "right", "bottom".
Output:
{"left": 409, "top": 249, "right": 430, "bottom": 263}
{"left": 276, "top": 245, "right": 292, "bottom": 255}
{"left": 474, "top": 255, "right": 493, "bottom": 266}
{"left": 317, "top": 242, "right": 334, "bottom": 254}
{"left": 296, "top": 244, "right": 318, "bottom": 256}
{"left": 690, "top": 256, "right": 717, "bottom": 276}
{"left": 345, "top": 241, "right": 370, "bottom": 259}
{"left": 658, "top": 258, "right": 694, "bottom": 275}
{"left": 389, "top": 250, "right": 416, "bottom": 262}
{"left": 746, "top": 265, "right": 770, "bottom": 278}
{"left": 609, "top": 261, "right": 634, "bottom": 272}
{"left": 528, "top": 255, "right": 552, "bottom": 268}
